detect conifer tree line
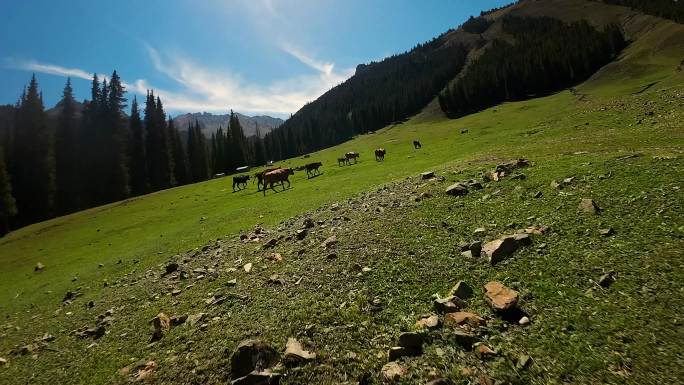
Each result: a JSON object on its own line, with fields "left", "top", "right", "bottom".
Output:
{"left": 595, "top": 0, "right": 684, "bottom": 23}
{"left": 0, "top": 73, "right": 252, "bottom": 235}
{"left": 439, "top": 17, "right": 626, "bottom": 118}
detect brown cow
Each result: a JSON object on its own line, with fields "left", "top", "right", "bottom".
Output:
{"left": 254, "top": 167, "right": 281, "bottom": 191}
{"left": 345, "top": 152, "right": 360, "bottom": 164}
{"left": 262, "top": 168, "right": 295, "bottom": 196}
{"left": 374, "top": 148, "right": 386, "bottom": 161}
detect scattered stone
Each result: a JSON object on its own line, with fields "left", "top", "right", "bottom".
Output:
{"left": 550, "top": 180, "right": 562, "bottom": 189}
{"left": 473, "top": 227, "right": 486, "bottom": 236}
{"left": 303, "top": 218, "right": 314, "bottom": 229}
{"left": 421, "top": 171, "right": 435, "bottom": 180}
{"left": 579, "top": 198, "right": 601, "bottom": 214}
{"left": 513, "top": 233, "right": 532, "bottom": 246}
{"left": 467, "top": 180, "right": 483, "bottom": 190}
{"left": 170, "top": 315, "right": 187, "bottom": 326}
{"left": 433, "top": 296, "right": 465, "bottom": 313}
{"left": 283, "top": 338, "right": 316, "bottom": 366}
{"left": 321, "top": 235, "right": 337, "bottom": 249}
{"left": 164, "top": 262, "right": 179, "bottom": 275}
{"left": 444, "top": 312, "right": 485, "bottom": 328}
{"left": 474, "top": 344, "right": 496, "bottom": 359}
{"left": 0, "top": 357, "right": 7, "bottom": 366}
{"left": 398, "top": 332, "right": 423, "bottom": 349}
{"left": 230, "top": 340, "right": 280, "bottom": 379}
{"left": 517, "top": 354, "right": 532, "bottom": 369}
{"left": 483, "top": 237, "right": 519, "bottom": 265}
{"left": 599, "top": 228, "right": 615, "bottom": 237}
{"left": 135, "top": 361, "right": 157, "bottom": 382}
{"left": 449, "top": 281, "right": 473, "bottom": 300}
{"left": 243, "top": 263, "right": 253, "bottom": 273}
{"left": 188, "top": 313, "right": 206, "bottom": 327}
{"left": 267, "top": 253, "right": 283, "bottom": 262}
{"left": 295, "top": 229, "right": 307, "bottom": 240}
{"left": 34, "top": 262, "right": 45, "bottom": 272}
{"left": 468, "top": 241, "right": 482, "bottom": 257}
{"left": 171, "top": 289, "right": 182, "bottom": 296}
{"left": 226, "top": 279, "right": 237, "bottom": 287}
{"left": 62, "top": 289, "right": 81, "bottom": 304}
{"left": 381, "top": 362, "right": 407, "bottom": 383}
{"left": 268, "top": 274, "right": 285, "bottom": 285}
{"left": 262, "top": 239, "right": 278, "bottom": 249}
{"left": 151, "top": 313, "right": 171, "bottom": 342}
{"left": 445, "top": 183, "right": 468, "bottom": 197}
{"left": 387, "top": 346, "right": 421, "bottom": 361}
{"left": 518, "top": 316, "right": 530, "bottom": 326}
{"left": 451, "top": 329, "right": 477, "bottom": 349}
{"left": 484, "top": 281, "right": 519, "bottom": 312}
{"left": 414, "top": 314, "right": 439, "bottom": 330}
{"left": 326, "top": 253, "right": 337, "bottom": 260}
{"left": 598, "top": 271, "right": 616, "bottom": 288}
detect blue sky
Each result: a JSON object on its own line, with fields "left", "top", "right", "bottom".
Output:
{"left": 0, "top": 0, "right": 509, "bottom": 117}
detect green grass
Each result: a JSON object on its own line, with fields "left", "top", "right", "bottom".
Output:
{"left": 0, "top": 14, "right": 683, "bottom": 385}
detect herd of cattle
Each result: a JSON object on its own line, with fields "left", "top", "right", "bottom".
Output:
{"left": 231, "top": 140, "right": 422, "bottom": 195}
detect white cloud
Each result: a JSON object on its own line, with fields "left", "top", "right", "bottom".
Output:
{"left": 4, "top": 44, "right": 353, "bottom": 117}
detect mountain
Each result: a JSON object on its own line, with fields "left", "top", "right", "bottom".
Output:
{"left": 262, "top": 0, "right": 684, "bottom": 161}
{"left": 172, "top": 112, "right": 283, "bottom": 138}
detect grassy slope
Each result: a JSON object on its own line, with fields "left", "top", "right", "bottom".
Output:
{"left": 0, "top": 8, "right": 683, "bottom": 385}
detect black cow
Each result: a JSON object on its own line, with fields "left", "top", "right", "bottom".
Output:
{"left": 232, "top": 175, "right": 250, "bottom": 191}
{"left": 305, "top": 162, "right": 323, "bottom": 178}
{"left": 413, "top": 140, "right": 422, "bottom": 149}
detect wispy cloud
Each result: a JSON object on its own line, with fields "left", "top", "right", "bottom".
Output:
{"left": 4, "top": 43, "right": 353, "bottom": 116}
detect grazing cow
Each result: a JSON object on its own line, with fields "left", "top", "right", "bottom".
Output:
{"left": 305, "top": 162, "right": 323, "bottom": 178}
{"left": 254, "top": 167, "right": 281, "bottom": 191}
{"left": 413, "top": 140, "right": 422, "bottom": 149}
{"left": 345, "top": 152, "right": 360, "bottom": 164}
{"left": 374, "top": 148, "right": 386, "bottom": 161}
{"left": 232, "top": 175, "right": 250, "bottom": 192}
{"left": 337, "top": 157, "right": 348, "bottom": 166}
{"left": 262, "top": 168, "right": 295, "bottom": 196}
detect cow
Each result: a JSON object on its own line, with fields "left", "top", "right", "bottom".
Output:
{"left": 413, "top": 140, "right": 422, "bottom": 149}
{"left": 262, "top": 168, "right": 295, "bottom": 196}
{"left": 254, "top": 167, "right": 281, "bottom": 191}
{"left": 374, "top": 148, "right": 386, "bottom": 161}
{"left": 337, "top": 157, "right": 348, "bottom": 166}
{"left": 345, "top": 152, "right": 360, "bottom": 164}
{"left": 232, "top": 175, "right": 250, "bottom": 192}
{"left": 305, "top": 162, "right": 322, "bottom": 178}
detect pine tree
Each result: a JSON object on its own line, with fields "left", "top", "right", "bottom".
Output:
{"left": 253, "top": 124, "right": 266, "bottom": 166}
{"left": 0, "top": 145, "right": 17, "bottom": 236}
{"left": 170, "top": 119, "right": 189, "bottom": 185}
{"left": 55, "top": 78, "right": 79, "bottom": 213}
{"left": 228, "top": 111, "right": 247, "bottom": 172}
{"left": 145, "top": 91, "right": 172, "bottom": 190}
{"left": 187, "top": 121, "right": 209, "bottom": 182}
{"left": 103, "top": 70, "right": 130, "bottom": 201}
{"left": 11, "top": 74, "right": 55, "bottom": 224}
{"left": 128, "top": 96, "right": 148, "bottom": 195}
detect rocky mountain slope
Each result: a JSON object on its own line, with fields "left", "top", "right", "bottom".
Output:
{"left": 173, "top": 112, "right": 283, "bottom": 138}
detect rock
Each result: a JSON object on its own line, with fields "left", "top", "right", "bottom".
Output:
{"left": 467, "top": 180, "right": 483, "bottom": 190}
{"left": 321, "top": 235, "right": 337, "bottom": 249}
{"left": 135, "top": 361, "right": 157, "bottom": 382}
{"left": 483, "top": 237, "right": 519, "bottom": 264}
{"left": 579, "top": 198, "right": 601, "bottom": 214}
{"left": 421, "top": 171, "right": 435, "bottom": 180}
{"left": 534, "top": 191, "right": 543, "bottom": 198}
{"left": 550, "top": 180, "right": 561, "bottom": 189}
{"left": 226, "top": 279, "right": 237, "bottom": 287}
{"left": 232, "top": 370, "right": 281, "bottom": 385}
{"left": 460, "top": 250, "right": 473, "bottom": 258}
{"left": 171, "top": 289, "right": 182, "bottom": 296}
{"left": 484, "top": 281, "right": 519, "bottom": 311}
{"left": 387, "top": 346, "right": 421, "bottom": 361}
{"left": 598, "top": 271, "right": 616, "bottom": 288}
{"left": 34, "top": 262, "right": 45, "bottom": 272}
{"left": 474, "top": 344, "right": 496, "bottom": 359}
{"left": 188, "top": 313, "right": 206, "bottom": 327}
{"left": 445, "top": 183, "right": 468, "bottom": 197}
{"left": 171, "top": 315, "right": 187, "bottom": 326}
{"left": 283, "top": 338, "right": 316, "bottom": 366}
{"left": 414, "top": 314, "right": 439, "bottom": 330}
{"left": 243, "top": 263, "right": 253, "bottom": 273}
{"left": 599, "top": 228, "right": 615, "bottom": 237}
{"left": 517, "top": 354, "right": 532, "bottom": 369}
{"left": 444, "top": 312, "right": 485, "bottom": 328}
{"left": 62, "top": 290, "right": 80, "bottom": 304}
{"left": 518, "top": 316, "right": 530, "bottom": 325}
{"left": 449, "top": 281, "right": 473, "bottom": 300}
{"left": 513, "top": 233, "right": 532, "bottom": 246}
{"left": 381, "top": 362, "right": 407, "bottom": 383}
{"left": 303, "top": 218, "right": 314, "bottom": 229}
{"left": 295, "top": 229, "right": 307, "bottom": 240}
{"left": 165, "top": 262, "right": 179, "bottom": 275}
{"left": 262, "top": 239, "right": 278, "bottom": 249}
{"left": 230, "top": 340, "right": 280, "bottom": 379}
{"left": 398, "top": 332, "right": 422, "bottom": 349}
{"left": 473, "top": 227, "right": 486, "bottom": 236}
{"left": 151, "top": 312, "right": 171, "bottom": 342}
{"left": 510, "top": 173, "right": 526, "bottom": 180}
{"left": 0, "top": 357, "right": 7, "bottom": 366}
{"left": 267, "top": 253, "right": 283, "bottom": 262}
{"left": 469, "top": 242, "right": 482, "bottom": 257}
{"left": 433, "top": 296, "right": 465, "bottom": 313}
{"left": 451, "top": 329, "right": 477, "bottom": 349}
{"left": 268, "top": 274, "right": 285, "bottom": 285}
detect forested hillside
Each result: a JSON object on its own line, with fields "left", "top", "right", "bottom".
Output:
{"left": 596, "top": 0, "right": 684, "bottom": 23}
